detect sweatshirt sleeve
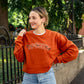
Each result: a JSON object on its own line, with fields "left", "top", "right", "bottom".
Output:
{"left": 56, "top": 33, "right": 79, "bottom": 63}
{"left": 13, "top": 36, "right": 25, "bottom": 62}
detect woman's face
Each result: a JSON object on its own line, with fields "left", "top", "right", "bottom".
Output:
{"left": 29, "top": 11, "right": 44, "bottom": 29}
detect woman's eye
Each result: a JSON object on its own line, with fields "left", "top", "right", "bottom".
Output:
{"left": 28, "top": 17, "right": 30, "bottom": 20}
{"left": 32, "top": 16, "right": 36, "bottom": 19}
{"left": 28, "top": 16, "right": 36, "bottom": 20}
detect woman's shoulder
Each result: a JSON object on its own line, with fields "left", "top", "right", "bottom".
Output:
{"left": 46, "top": 29, "right": 60, "bottom": 35}
{"left": 47, "top": 29, "right": 65, "bottom": 39}
{"left": 26, "top": 30, "right": 33, "bottom": 35}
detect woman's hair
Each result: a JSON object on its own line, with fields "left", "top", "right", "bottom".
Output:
{"left": 31, "top": 7, "right": 49, "bottom": 27}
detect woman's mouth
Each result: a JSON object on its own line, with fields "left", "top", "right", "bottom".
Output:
{"left": 31, "top": 23, "right": 35, "bottom": 26}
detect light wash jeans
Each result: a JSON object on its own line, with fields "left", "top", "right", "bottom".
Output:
{"left": 22, "top": 67, "right": 56, "bottom": 84}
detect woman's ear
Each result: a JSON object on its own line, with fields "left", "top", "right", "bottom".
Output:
{"left": 42, "top": 17, "right": 46, "bottom": 23}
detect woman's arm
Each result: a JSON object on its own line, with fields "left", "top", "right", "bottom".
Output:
{"left": 56, "top": 33, "right": 79, "bottom": 63}
{"left": 14, "top": 29, "right": 26, "bottom": 62}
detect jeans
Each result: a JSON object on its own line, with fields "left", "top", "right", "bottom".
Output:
{"left": 22, "top": 67, "right": 56, "bottom": 84}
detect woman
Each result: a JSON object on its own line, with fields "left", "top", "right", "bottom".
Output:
{"left": 14, "top": 7, "right": 79, "bottom": 84}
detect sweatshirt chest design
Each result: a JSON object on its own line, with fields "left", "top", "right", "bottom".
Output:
{"left": 26, "top": 43, "right": 51, "bottom": 50}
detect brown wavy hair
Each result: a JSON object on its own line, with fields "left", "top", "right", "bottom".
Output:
{"left": 31, "top": 7, "right": 49, "bottom": 27}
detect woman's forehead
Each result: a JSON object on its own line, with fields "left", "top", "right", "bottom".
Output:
{"left": 29, "top": 11, "right": 39, "bottom": 17}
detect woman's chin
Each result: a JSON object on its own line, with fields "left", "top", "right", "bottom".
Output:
{"left": 31, "top": 27, "right": 37, "bottom": 30}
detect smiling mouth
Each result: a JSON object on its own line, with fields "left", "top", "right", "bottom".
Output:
{"left": 31, "top": 24, "right": 34, "bottom": 26}
{"left": 31, "top": 24, "right": 35, "bottom": 26}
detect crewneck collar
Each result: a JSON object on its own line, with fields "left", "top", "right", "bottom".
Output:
{"left": 33, "top": 30, "right": 46, "bottom": 35}
{"left": 32, "top": 29, "right": 49, "bottom": 37}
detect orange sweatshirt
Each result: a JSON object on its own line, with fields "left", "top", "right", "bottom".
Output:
{"left": 14, "top": 29, "right": 79, "bottom": 74}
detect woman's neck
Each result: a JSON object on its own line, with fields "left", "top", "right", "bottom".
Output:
{"left": 34, "top": 26, "right": 46, "bottom": 35}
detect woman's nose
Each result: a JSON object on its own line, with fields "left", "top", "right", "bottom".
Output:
{"left": 29, "top": 19, "right": 33, "bottom": 23}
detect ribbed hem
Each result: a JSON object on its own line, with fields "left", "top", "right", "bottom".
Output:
{"left": 22, "top": 67, "right": 51, "bottom": 74}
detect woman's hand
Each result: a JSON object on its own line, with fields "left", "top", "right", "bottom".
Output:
{"left": 18, "top": 29, "right": 26, "bottom": 36}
